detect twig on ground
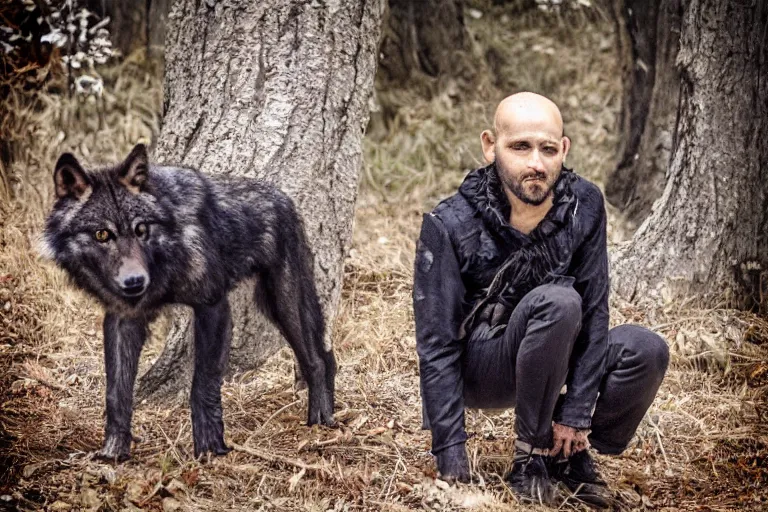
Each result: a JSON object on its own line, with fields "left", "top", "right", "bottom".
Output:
{"left": 231, "top": 442, "right": 334, "bottom": 478}
{"left": 243, "top": 399, "right": 301, "bottom": 447}
{"left": 318, "top": 445, "right": 401, "bottom": 459}
{"left": 311, "top": 434, "right": 348, "bottom": 448}
{"left": 257, "top": 399, "right": 300, "bottom": 433}
{"left": 646, "top": 413, "right": 671, "bottom": 471}
{"left": 13, "top": 373, "right": 71, "bottom": 394}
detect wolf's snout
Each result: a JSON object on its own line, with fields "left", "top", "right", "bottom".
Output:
{"left": 119, "top": 274, "right": 148, "bottom": 297}
{"left": 116, "top": 257, "right": 149, "bottom": 297}
{"left": 121, "top": 274, "right": 147, "bottom": 294}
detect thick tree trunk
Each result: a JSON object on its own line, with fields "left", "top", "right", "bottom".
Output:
{"left": 605, "top": 0, "right": 682, "bottom": 226}
{"left": 136, "top": 0, "right": 384, "bottom": 399}
{"left": 378, "top": 0, "right": 480, "bottom": 95}
{"left": 612, "top": 0, "right": 768, "bottom": 310}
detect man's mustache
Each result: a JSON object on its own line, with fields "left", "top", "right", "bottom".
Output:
{"left": 522, "top": 171, "right": 547, "bottom": 181}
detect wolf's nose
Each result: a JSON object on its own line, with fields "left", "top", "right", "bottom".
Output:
{"left": 121, "top": 275, "right": 147, "bottom": 296}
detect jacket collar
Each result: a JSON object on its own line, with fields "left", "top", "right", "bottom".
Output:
{"left": 458, "top": 162, "right": 578, "bottom": 242}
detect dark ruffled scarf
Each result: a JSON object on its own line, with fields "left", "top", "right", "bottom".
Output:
{"left": 458, "top": 163, "right": 579, "bottom": 342}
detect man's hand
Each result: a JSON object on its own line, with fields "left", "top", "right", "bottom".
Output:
{"left": 435, "top": 443, "right": 471, "bottom": 483}
{"left": 550, "top": 423, "right": 589, "bottom": 459}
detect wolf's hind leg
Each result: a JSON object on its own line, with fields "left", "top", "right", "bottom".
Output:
{"left": 298, "top": 349, "right": 336, "bottom": 398}
{"left": 257, "top": 264, "right": 335, "bottom": 426}
{"left": 191, "top": 297, "right": 232, "bottom": 457}
{"left": 97, "top": 313, "right": 147, "bottom": 462}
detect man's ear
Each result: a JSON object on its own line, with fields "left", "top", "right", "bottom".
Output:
{"left": 561, "top": 136, "right": 571, "bottom": 162}
{"left": 119, "top": 143, "right": 149, "bottom": 193}
{"left": 54, "top": 153, "right": 91, "bottom": 200}
{"left": 481, "top": 130, "right": 496, "bottom": 164}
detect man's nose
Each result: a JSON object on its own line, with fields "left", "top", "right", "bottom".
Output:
{"left": 528, "top": 149, "right": 546, "bottom": 171}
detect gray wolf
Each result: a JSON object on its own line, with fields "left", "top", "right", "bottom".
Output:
{"left": 42, "top": 144, "right": 336, "bottom": 460}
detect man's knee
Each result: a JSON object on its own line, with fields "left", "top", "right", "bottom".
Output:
{"left": 612, "top": 325, "right": 670, "bottom": 378}
{"left": 526, "top": 283, "right": 582, "bottom": 326}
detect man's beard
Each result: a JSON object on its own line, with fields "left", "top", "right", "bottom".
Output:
{"left": 499, "top": 167, "right": 560, "bottom": 206}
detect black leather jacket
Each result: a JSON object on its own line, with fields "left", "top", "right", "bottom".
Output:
{"left": 413, "top": 163, "right": 610, "bottom": 453}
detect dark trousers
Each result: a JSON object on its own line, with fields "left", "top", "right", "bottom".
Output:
{"left": 463, "top": 283, "right": 669, "bottom": 454}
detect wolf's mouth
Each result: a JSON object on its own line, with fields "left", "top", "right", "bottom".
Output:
{"left": 121, "top": 285, "right": 147, "bottom": 298}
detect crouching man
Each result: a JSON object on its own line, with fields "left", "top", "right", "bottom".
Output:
{"left": 413, "top": 92, "right": 669, "bottom": 507}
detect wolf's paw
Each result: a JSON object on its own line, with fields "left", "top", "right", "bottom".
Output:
{"left": 193, "top": 437, "right": 232, "bottom": 459}
{"left": 192, "top": 425, "right": 231, "bottom": 459}
{"left": 307, "top": 392, "right": 336, "bottom": 427}
{"left": 94, "top": 435, "right": 132, "bottom": 463}
{"left": 307, "top": 411, "right": 336, "bottom": 427}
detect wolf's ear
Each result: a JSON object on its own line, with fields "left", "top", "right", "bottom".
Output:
{"left": 119, "top": 143, "right": 149, "bottom": 193}
{"left": 54, "top": 153, "right": 91, "bottom": 199}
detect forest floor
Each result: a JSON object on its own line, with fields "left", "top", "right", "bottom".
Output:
{"left": 2, "top": 3, "right": 767, "bottom": 511}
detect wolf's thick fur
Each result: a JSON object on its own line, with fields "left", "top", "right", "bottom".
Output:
{"left": 42, "top": 144, "right": 336, "bottom": 460}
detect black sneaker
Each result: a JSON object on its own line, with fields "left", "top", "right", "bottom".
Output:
{"left": 504, "top": 452, "right": 555, "bottom": 505}
{"left": 549, "top": 450, "right": 613, "bottom": 509}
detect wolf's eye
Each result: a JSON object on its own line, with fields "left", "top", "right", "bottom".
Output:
{"left": 135, "top": 222, "right": 149, "bottom": 239}
{"left": 94, "top": 229, "right": 111, "bottom": 242}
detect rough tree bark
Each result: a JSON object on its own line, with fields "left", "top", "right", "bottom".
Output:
{"left": 136, "top": 0, "right": 384, "bottom": 398}
{"left": 377, "top": 0, "right": 480, "bottom": 95}
{"left": 612, "top": 0, "right": 768, "bottom": 309}
{"left": 605, "top": 0, "right": 682, "bottom": 225}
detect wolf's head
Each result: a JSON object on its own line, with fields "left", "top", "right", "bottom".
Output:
{"left": 42, "top": 144, "right": 183, "bottom": 315}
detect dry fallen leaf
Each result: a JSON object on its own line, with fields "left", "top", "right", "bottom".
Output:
{"left": 22, "top": 463, "right": 42, "bottom": 478}
{"left": 181, "top": 468, "right": 199, "bottom": 488}
{"left": 366, "top": 426, "right": 387, "bottom": 436}
{"left": 162, "top": 497, "right": 182, "bottom": 512}
{"left": 434, "top": 478, "right": 450, "bottom": 491}
{"left": 349, "top": 414, "right": 369, "bottom": 430}
{"left": 124, "top": 480, "right": 144, "bottom": 503}
{"left": 165, "top": 478, "right": 187, "bottom": 496}
{"left": 288, "top": 467, "right": 306, "bottom": 492}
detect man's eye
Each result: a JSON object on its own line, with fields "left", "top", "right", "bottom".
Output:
{"left": 94, "top": 229, "right": 112, "bottom": 242}
{"left": 513, "top": 143, "right": 529, "bottom": 150}
{"left": 135, "top": 223, "right": 149, "bottom": 239}
{"left": 543, "top": 147, "right": 558, "bottom": 154}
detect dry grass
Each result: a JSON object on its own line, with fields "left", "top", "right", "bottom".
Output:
{"left": 1, "top": 4, "right": 767, "bottom": 511}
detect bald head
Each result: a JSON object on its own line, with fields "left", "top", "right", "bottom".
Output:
{"left": 480, "top": 92, "right": 571, "bottom": 210}
{"left": 493, "top": 92, "right": 564, "bottom": 138}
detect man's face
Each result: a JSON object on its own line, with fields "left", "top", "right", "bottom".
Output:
{"left": 481, "top": 94, "right": 570, "bottom": 207}
{"left": 494, "top": 130, "right": 567, "bottom": 206}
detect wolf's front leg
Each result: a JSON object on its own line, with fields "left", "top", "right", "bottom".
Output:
{"left": 191, "top": 298, "right": 232, "bottom": 458}
{"left": 97, "top": 313, "right": 147, "bottom": 462}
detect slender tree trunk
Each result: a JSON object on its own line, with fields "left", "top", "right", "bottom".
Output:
{"left": 136, "top": 0, "right": 384, "bottom": 398}
{"left": 612, "top": 0, "right": 768, "bottom": 310}
{"left": 87, "top": 0, "right": 168, "bottom": 62}
{"left": 146, "top": 0, "right": 168, "bottom": 61}
{"left": 378, "top": 0, "right": 481, "bottom": 95}
{"left": 605, "top": 0, "right": 683, "bottom": 226}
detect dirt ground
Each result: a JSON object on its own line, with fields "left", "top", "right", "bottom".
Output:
{"left": 1, "top": 3, "right": 767, "bottom": 511}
